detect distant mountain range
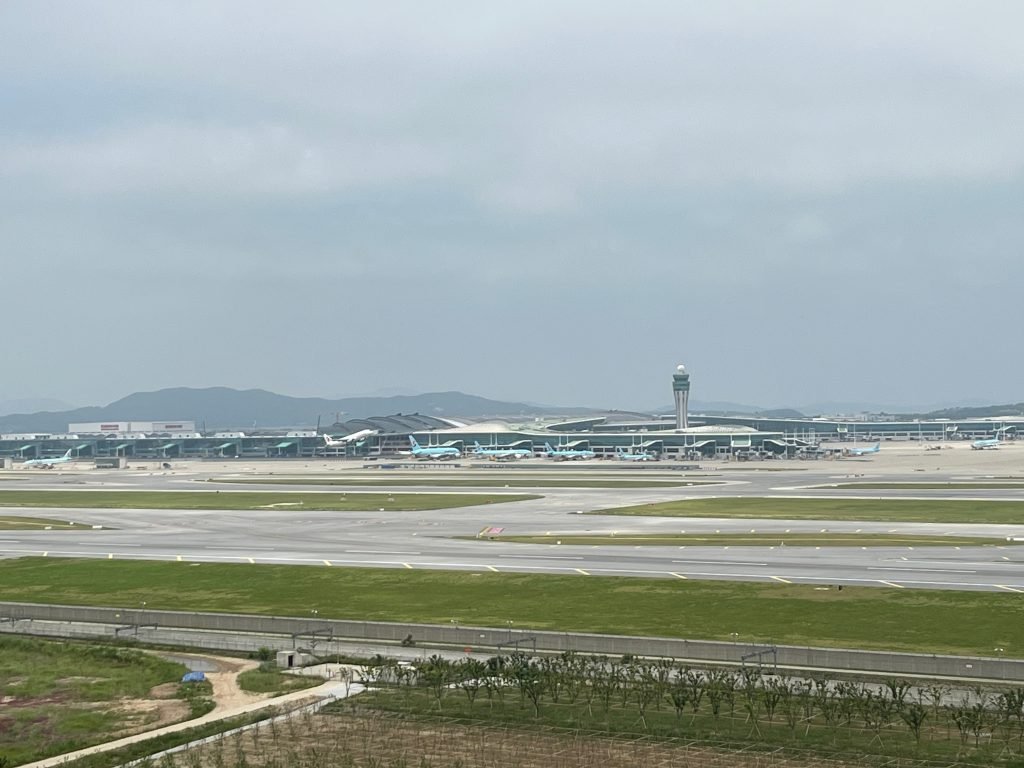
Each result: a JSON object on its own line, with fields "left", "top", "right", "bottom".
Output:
{"left": 0, "top": 387, "right": 591, "bottom": 433}
{"left": 0, "top": 398, "right": 76, "bottom": 417}
{"left": 2, "top": 388, "right": 1019, "bottom": 434}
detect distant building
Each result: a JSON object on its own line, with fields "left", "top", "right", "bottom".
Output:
{"left": 69, "top": 421, "right": 197, "bottom": 435}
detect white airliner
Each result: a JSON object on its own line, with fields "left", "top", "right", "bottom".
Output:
{"left": 322, "top": 429, "right": 377, "bottom": 448}
{"left": 21, "top": 449, "right": 76, "bottom": 469}
{"left": 971, "top": 437, "right": 1001, "bottom": 450}
{"left": 472, "top": 441, "right": 532, "bottom": 460}
{"left": 845, "top": 442, "right": 880, "bottom": 457}
{"left": 616, "top": 447, "right": 656, "bottom": 462}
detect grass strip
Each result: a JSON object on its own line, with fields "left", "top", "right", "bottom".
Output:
{"left": 0, "top": 490, "right": 539, "bottom": 511}
{"left": 2, "top": 558, "right": 1024, "bottom": 657}
{"left": 0, "top": 515, "right": 87, "bottom": 530}
{"left": 483, "top": 533, "right": 1013, "bottom": 547}
{"left": 592, "top": 497, "right": 1024, "bottom": 524}
{"left": 210, "top": 476, "right": 711, "bottom": 488}
{"left": 237, "top": 664, "right": 322, "bottom": 694}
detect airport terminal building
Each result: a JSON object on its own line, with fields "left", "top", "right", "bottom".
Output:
{"left": 1, "top": 366, "right": 1020, "bottom": 463}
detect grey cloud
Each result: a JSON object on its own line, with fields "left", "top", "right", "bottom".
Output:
{"left": 2, "top": 2, "right": 1023, "bottom": 409}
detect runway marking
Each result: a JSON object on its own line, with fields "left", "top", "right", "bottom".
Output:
{"left": 669, "top": 572, "right": 687, "bottom": 579}
{"left": 498, "top": 554, "right": 583, "bottom": 560}
{"left": 997, "top": 585, "right": 1024, "bottom": 593}
{"left": 869, "top": 566, "right": 977, "bottom": 574}
{"left": 1003, "top": 556, "right": 1011, "bottom": 561}
{"left": 323, "top": 560, "right": 332, "bottom": 566}
{"left": 575, "top": 568, "right": 590, "bottom": 575}
{"left": 345, "top": 550, "right": 422, "bottom": 555}
{"left": 403, "top": 562, "right": 413, "bottom": 569}
{"left": 42, "top": 551, "right": 47, "bottom": 557}
{"left": 878, "top": 580, "right": 905, "bottom": 589}
{"left": 107, "top": 553, "right": 113, "bottom": 559}
{"left": 673, "top": 559, "right": 768, "bottom": 567}
{"left": 176, "top": 555, "right": 182, "bottom": 562}
{"left": 487, "top": 565, "right": 499, "bottom": 572}
{"left": 771, "top": 576, "right": 792, "bottom": 584}
{"left": 247, "top": 557, "right": 255, "bottom": 564}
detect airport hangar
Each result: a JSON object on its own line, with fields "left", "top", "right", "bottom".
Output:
{"left": 1, "top": 366, "right": 1020, "bottom": 463}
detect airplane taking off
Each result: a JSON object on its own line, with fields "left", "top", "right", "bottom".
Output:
{"left": 472, "top": 442, "right": 532, "bottom": 460}
{"left": 20, "top": 449, "right": 76, "bottom": 469}
{"left": 845, "top": 442, "right": 880, "bottom": 457}
{"left": 544, "top": 442, "right": 596, "bottom": 461}
{"left": 408, "top": 436, "right": 461, "bottom": 460}
{"left": 323, "top": 429, "right": 377, "bottom": 448}
{"left": 972, "top": 437, "right": 1001, "bottom": 450}
{"left": 615, "top": 446, "right": 656, "bottom": 462}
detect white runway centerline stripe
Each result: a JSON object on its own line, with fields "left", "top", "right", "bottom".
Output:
{"left": 868, "top": 566, "right": 977, "bottom": 574}
{"left": 673, "top": 559, "right": 768, "bottom": 567}
{"left": 345, "top": 550, "right": 422, "bottom": 555}
{"left": 498, "top": 554, "right": 584, "bottom": 560}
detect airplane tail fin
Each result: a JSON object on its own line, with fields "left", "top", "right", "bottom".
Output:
{"left": 409, "top": 436, "right": 420, "bottom": 449}
{"left": 544, "top": 443, "right": 554, "bottom": 453}
{"left": 63, "top": 449, "right": 73, "bottom": 458}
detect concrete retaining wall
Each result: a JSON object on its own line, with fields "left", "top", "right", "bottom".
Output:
{"left": 1, "top": 601, "right": 1020, "bottom": 681}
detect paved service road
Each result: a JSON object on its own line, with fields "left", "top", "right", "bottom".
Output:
{"left": 1, "top": 444, "right": 1024, "bottom": 592}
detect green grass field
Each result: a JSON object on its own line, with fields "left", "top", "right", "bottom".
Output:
{"left": 485, "top": 533, "right": 1012, "bottom": 547}
{"left": 236, "top": 664, "right": 321, "bottom": 694}
{"left": 592, "top": 497, "right": 1024, "bottom": 524}
{"left": 0, "top": 636, "right": 189, "bottom": 765}
{"left": 211, "top": 476, "right": 712, "bottom": 488}
{"left": 2, "top": 558, "right": 1023, "bottom": 657}
{"left": 0, "top": 490, "right": 539, "bottom": 511}
{"left": 0, "top": 515, "right": 86, "bottom": 530}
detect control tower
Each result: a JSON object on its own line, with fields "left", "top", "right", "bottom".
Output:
{"left": 672, "top": 364, "right": 690, "bottom": 430}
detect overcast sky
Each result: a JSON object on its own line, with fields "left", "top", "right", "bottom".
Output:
{"left": 3, "top": 1, "right": 1023, "bottom": 411}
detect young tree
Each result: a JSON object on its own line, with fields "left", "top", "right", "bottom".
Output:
{"left": 416, "top": 655, "right": 452, "bottom": 711}
{"left": 899, "top": 702, "right": 929, "bottom": 747}
{"left": 458, "top": 658, "right": 487, "bottom": 711}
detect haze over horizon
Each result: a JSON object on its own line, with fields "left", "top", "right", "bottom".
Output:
{"left": 3, "top": 2, "right": 1022, "bottom": 410}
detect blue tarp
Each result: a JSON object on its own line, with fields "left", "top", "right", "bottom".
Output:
{"left": 182, "top": 671, "right": 206, "bottom": 683}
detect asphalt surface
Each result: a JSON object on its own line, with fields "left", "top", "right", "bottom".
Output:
{"left": 1, "top": 443, "right": 1023, "bottom": 592}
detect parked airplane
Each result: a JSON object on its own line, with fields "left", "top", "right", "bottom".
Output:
{"left": 971, "top": 437, "right": 1001, "bottom": 450}
{"left": 616, "top": 446, "right": 656, "bottom": 462}
{"left": 408, "top": 436, "right": 461, "bottom": 460}
{"left": 472, "top": 442, "right": 532, "bottom": 460}
{"left": 322, "top": 429, "right": 377, "bottom": 448}
{"left": 845, "top": 442, "right": 880, "bottom": 457}
{"left": 544, "top": 442, "right": 596, "bottom": 461}
{"left": 21, "top": 449, "right": 76, "bottom": 469}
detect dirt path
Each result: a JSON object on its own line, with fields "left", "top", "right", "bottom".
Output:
{"left": 171, "top": 652, "right": 267, "bottom": 713}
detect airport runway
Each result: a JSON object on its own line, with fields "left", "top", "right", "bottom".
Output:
{"left": 1, "top": 444, "right": 1023, "bottom": 592}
